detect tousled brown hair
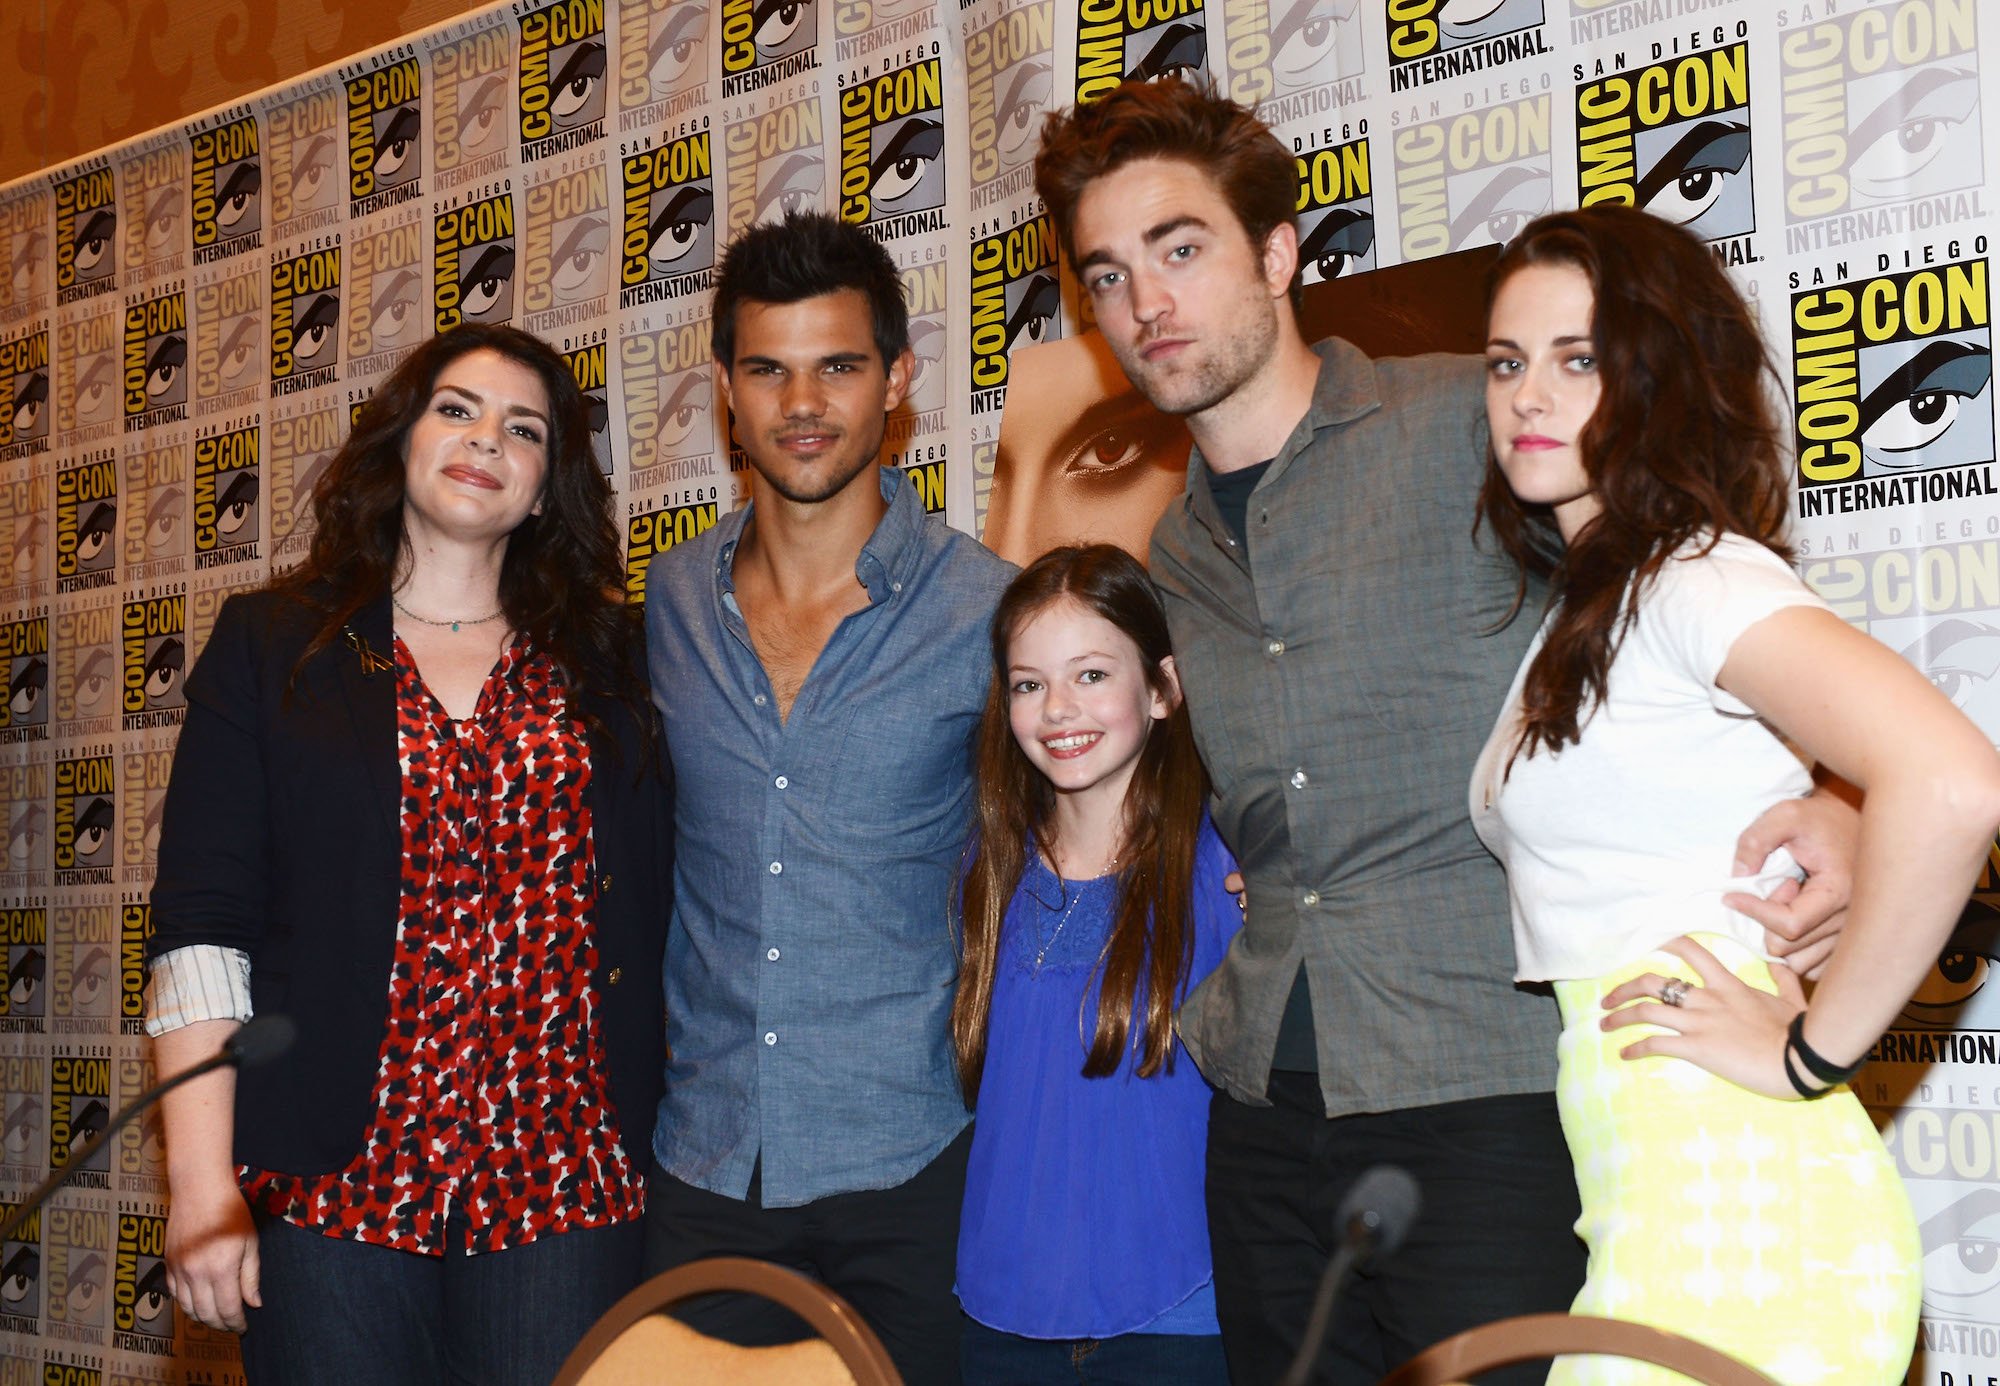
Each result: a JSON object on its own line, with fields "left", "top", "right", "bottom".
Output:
{"left": 1477, "top": 206, "right": 1791, "bottom": 762}
{"left": 1034, "top": 79, "right": 1299, "bottom": 303}
{"left": 951, "top": 545, "right": 1210, "bottom": 1103}
{"left": 276, "top": 322, "right": 643, "bottom": 716}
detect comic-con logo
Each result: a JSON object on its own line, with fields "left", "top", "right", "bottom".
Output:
{"left": 48, "top": 1055, "right": 110, "bottom": 1177}
{"left": 0, "top": 329, "right": 49, "bottom": 457}
{"left": 0, "top": 617, "right": 47, "bottom": 739}
{"left": 1385, "top": 0, "right": 1546, "bottom": 92}
{"left": 45, "top": 1208, "right": 109, "bottom": 1332}
{"left": 521, "top": 0, "right": 608, "bottom": 161}
{"left": 120, "top": 141, "right": 185, "bottom": 276}
{"left": 1779, "top": 0, "right": 1983, "bottom": 240}
{"left": 123, "top": 441, "right": 185, "bottom": 571}
{"left": 271, "top": 403, "right": 342, "bottom": 564}
{"left": 1394, "top": 97, "right": 1551, "bottom": 261}
{"left": 121, "top": 595, "right": 186, "bottom": 730}
{"left": 1791, "top": 255, "right": 1994, "bottom": 518}
{"left": 564, "top": 339, "right": 612, "bottom": 474}
{"left": 719, "top": 0, "right": 820, "bottom": 98}
{"left": 55, "top": 459, "right": 118, "bottom": 593}
{"left": 53, "top": 754, "right": 115, "bottom": 885}
{"left": 120, "top": 290, "right": 188, "bottom": 429}
{"left": 525, "top": 165, "right": 612, "bottom": 326}
{"left": 120, "top": 903, "right": 151, "bottom": 1033}
{"left": 436, "top": 191, "right": 518, "bottom": 330}
{"left": 57, "top": 311, "right": 122, "bottom": 434}
{"left": 346, "top": 56, "right": 424, "bottom": 216}
{"left": 54, "top": 166, "right": 118, "bottom": 304}
{"left": 272, "top": 247, "right": 341, "bottom": 393}
{"left": 193, "top": 425, "right": 262, "bottom": 562}
{"left": 837, "top": 59, "right": 947, "bottom": 239}
{"left": 722, "top": 98, "right": 823, "bottom": 236}
{"left": 1223, "top": 0, "right": 1364, "bottom": 108}
{"left": 347, "top": 221, "right": 425, "bottom": 366}
{"left": 899, "top": 261, "right": 948, "bottom": 438}
{"left": 188, "top": 113, "right": 262, "bottom": 263}
{"left": 625, "top": 501, "right": 718, "bottom": 603}
{"left": 0, "top": 1206, "right": 39, "bottom": 1329}
{"left": 619, "top": 0, "right": 708, "bottom": 115}
{"left": 967, "top": 4, "right": 1052, "bottom": 203}
{"left": 191, "top": 267, "right": 264, "bottom": 405}
{"left": 1075, "top": 0, "right": 1206, "bottom": 102}
{"left": 266, "top": 88, "right": 343, "bottom": 233}
{"left": 1296, "top": 137, "right": 1376, "bottom": 286}
{"left": 0, "top": 908, "right": 46, "bottom": 1023}
{"left": 0, "top": 473, "right": 48, "bottom": 595}
{"left": 54, "top": 606, "right": 117, "bottom": 730}
{"left": 969, "top": 215, "right": 1061, "bottom": 415}
{"left": 620, "top": 134, "right": 713, "bottom": 307}
{"left": 1, "top": 196, "right": 50, "bottom": 314}
{"left": 433, "top": 20, "right": 514, "bottom": 187}
{"left": 51, "top": 905, "right": 113, "bottom": 1020}
{"left": 1577, "top": 44, "right": 1752, "bottom": 249}
{"left": 620, "top": 321, "right": 715, "bottom": 478}
{"left": 113, "top": 1214, "right": 172, "bottom": 1347}
{"left": 2, "top": 1058, "right": 44, "bottom": 1171}
{"left": 0, "top": 763, "right": 48, "bottom": 880}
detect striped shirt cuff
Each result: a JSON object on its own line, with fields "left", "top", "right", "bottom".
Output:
{"left": 145, "top": 945, "right": 254, "bottom": 1036}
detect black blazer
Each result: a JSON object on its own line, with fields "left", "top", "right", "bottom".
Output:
{"left": 149, "top": 588, "right": 671, "bottom": 1176}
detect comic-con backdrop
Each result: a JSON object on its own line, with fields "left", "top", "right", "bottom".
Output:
{"left": 0, "top": 0, "right": 1996, "bottom": 1379}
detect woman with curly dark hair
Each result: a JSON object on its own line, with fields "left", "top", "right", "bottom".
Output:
{"left": 145, "top": 324, "right": 671, "bottom": 1385}
{"left": 1472, "top": 206, "right": 2000, "bottom": 1381}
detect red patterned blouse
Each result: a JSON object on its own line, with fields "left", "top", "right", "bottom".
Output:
{"left": 240, "top": 636, "right": 644, "bottom": 1254}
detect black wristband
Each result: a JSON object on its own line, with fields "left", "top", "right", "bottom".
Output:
{"left": 1788, "top": 1013, "right": 1865, "bottom": 1089}
{"left": 1782, "top": 1038, "right": 1826, "bottom": 1099}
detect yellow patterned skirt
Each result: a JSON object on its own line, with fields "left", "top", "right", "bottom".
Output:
{"left": 1548, "top": 934, "right": 1920, "bottom": 1385}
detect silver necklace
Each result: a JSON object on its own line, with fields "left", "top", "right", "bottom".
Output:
{"left": 1032, "top": 858, "right": 1119, "bottom": 974}
{"left": 392, "top": 594, "right": 506, "bottom": 634}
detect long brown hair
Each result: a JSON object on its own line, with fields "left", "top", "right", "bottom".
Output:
{"left": 951, "top": 545, "right": 1211, "bottom": 1103}
{"left": 1476, "top": 206, "right": 1791, "bottom": 762}
{"left": 274, "top": 323, "right": 642, "bottom": 712}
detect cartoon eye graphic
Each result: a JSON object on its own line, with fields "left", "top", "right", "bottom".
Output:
{"left": 76, "top": 501, "right": 115, "bottom": 566}
{"left": 220, "top": 314, "right": 262, "bottom": 384}
{"left": 1636, "top": 120, "right": 1750, "bottom": 228}
{"left": 1271, "top": 0, "right": 1353, "bottom": 87}
{"left": 753, "top": 0, "right": 808, "bottom": 52}
{"left": 216, "top": 162, "right": 261, "bottom": 230}
{"left": 370, "top": 271, "right": 420, "bottom": 348}
{"left": 75, "top": 647, "right": 113, "bottom": 711}
{"left": 1922, "top": 1187, "right": 2000, "bottom": 1310}
{"left": 9, "top": 231, "right": 46, "bottom": 295}
{"left": 69, "top": 1099, "right": 107, "bottom": 1152}
{"left": 294, "top": 293, "right": 339, "bottom": 365}
{"left": 73, "top": 945, "right": 110, "bottom": 1007}
{"left": 14, "top": 514, "right": 46, "bottom": 571}
{"left": 1858, "top": 340, "right": 1992, "bottom": 459}
{"left": 903, "top": 318, "right": 946, "bottom": 407}
{"left": 1450, "top": 164, "right": 1550, "bottom": 249}
{"left": 657, "top": 371, "right": 711, "bottom": 451}
{"left": 293, "top": 135, "right": 333, "bottom": 205}
{"left": 752, "top": 154, "right": 822, "bottom": 224}
{"left": 870, "top": 118, "right": 943, "bottom": 209}
{"left": 3, "top": 1096, "right": 38, "bottom": 1156}
{"left": 216, "top": 473, "right": 258, "bottom": 539}
{"left": 146, "top": 334, "right": 187, "bottom": 399}
{"left": 144, "top": 637, "right": 184, "bottom": 701}
{"left": 650, "top": 4, "right": 706, "bottom": 95}
{"left": 143, "top": 187, "right": 182, "bottom": 254}
{"left": 1298, "top": 207, "right": 1376, "bottom": 285}
{"left": 1850, "top": 66, "right": 1980, "bottom": 202}
{"left": 552, "top": 217, "right": 608, "bottom": 303}
{"left": 1, "top": 1246, "right": 38, "bottom": 1303}
{"left": 1439, "top": 0, "right": 1537, "bottom": 40}
{"left": 11, "top": 370, "right": 47, "bottom": 437}
{"left": 8, "top": 801, "right": 45, "bottom": 864}
{"left": 135, "top": 1262, "right": 169, "bottom": 1323}
{"left": 1901, "top": 619, "right": 2000, "bottom": 725}
{"left": 649, "top": 187, "right": 713, "bottom": 272}
{"left": 297, "top": 451, "right": 334, "bottom": 505}
{"left": 9, "top": 656, "right": 44, "bottom": 717}
{"left": 75, "top": 799, "right": 112, "bottom": 858}
{"left": 147, "top": 485, "right": 185, "bottom": 554}
{"left": 995, "top": 59, "right": 1052, "bottom": 170}
{"left": 459, "top": 244, "right": 515, "bottom": 323}
{"left": 550, "top": 41, "right": 605, "bottom": 124}
{"left": 1129, "top": 23, "right": 1205, "bottom": 83}
{"left": 75, "top": 354, "right": 116, "bottom": 424}
{"left": 374, "top": 106, "right": 420, "bottom": 183}
{"left": 461, "top": 76, "right": 507, "bottom": 157}
{"left": 1002, "top": 275, "right": 1059, "bottom": 356}
{"left": 72, "top": 208, "right": 115, "bottom": 274}
{"left": 66, "top": 1253, "right": 105, "bottom": 1316}
{"left": 7, "top": 947, "right": 41, "bottom": 1009}
{"left": 1905, "top": 897, "right": 2000, "bottom": 1027}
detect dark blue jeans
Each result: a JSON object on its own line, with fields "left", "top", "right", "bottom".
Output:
{"left": 239, "top": 1212, "right": 643, "bottom": 1386}
{"left": 961, "top": 1318, "right": 1230, "bottom": 1385}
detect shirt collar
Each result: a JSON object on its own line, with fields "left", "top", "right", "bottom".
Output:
{"left": 715, "top": 466, "right": 925, "bottom": 606}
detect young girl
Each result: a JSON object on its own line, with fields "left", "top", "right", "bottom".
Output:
{"left": 952, "top": 544, "right": 1240, "bottom": 1385}
{"left": 1472, "top": 205, "right": 2000, "bottom": 1381}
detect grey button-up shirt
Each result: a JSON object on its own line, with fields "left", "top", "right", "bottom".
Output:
{"left": 646, "top": 468, "right": 1014, "bottom": 1206}
{"left": 1152, "top": 338, "right": 1558, "bottom": 1116}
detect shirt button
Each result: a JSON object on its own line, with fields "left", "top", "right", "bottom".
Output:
{"left": 769, "top": 861, "right": 783, "bottom": 875}
{"left": 764, "top": 1031, "right": 778, "bottom": 1046}
{"left": 767, "top": 947, "right": 781, "bottom": 962}
{"left": 1266, "top": 638, "right": 1286, "bottom": 657}
{"left": 607, "top": 967, "right": 623, "bottom": 985}
{"left": 891, "top": 580, "right": 903, "bottom": 593}
{"left": 774, "top": 775, "right": 789, "bottom": 789}
{"left": 1289, "top": 769, "right": 1309, "bottom": 789}
{"left": 1302, "top": 889, "right": 1320, "bottom": 907}
{"left": 754, "top": 693, "right": 768, "bottom": 707}
{"left": 599, "top": 873, "right": 613, "bottom": 896}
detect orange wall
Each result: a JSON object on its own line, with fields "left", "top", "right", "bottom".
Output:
{"left": 1, "top": 0, "right": 492, "bottom": 187}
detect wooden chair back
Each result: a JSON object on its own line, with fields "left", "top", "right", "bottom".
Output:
{"left": 1377, "top": 1313, "right": 1781, "bottom": 1386}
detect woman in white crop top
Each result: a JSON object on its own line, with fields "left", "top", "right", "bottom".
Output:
{"left": 1472, "top": 205, "right": 2000, "bottom": 1383}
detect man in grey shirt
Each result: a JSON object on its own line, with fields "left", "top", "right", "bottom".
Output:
{"left": 1033, "top": 80, "right": 1856, "bottom": 1383}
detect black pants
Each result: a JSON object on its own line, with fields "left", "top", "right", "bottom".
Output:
{"left": 1206, "top": 1076, "right": 1585, "bottom": 1386}
{"left": 642, "top": 1128, "right": 972, "bottom": 1386}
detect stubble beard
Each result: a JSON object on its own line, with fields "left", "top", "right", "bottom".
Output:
{"left": 1116, "top": 296, "right": 1282, "bottom": 420}
{"left": 749, "top": 414, "right": 889, "bottom": 505}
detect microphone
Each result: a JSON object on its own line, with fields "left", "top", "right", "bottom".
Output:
{"left": 0, "top": 1015, "right": 295, "bottom": 1244}
{"left": 1280, "top": 1165, "right": 1422, "bottom": 1386}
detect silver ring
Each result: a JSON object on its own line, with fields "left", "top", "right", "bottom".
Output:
{"left": 1659, "top": 978, "right": 1691, "bottom": 1008}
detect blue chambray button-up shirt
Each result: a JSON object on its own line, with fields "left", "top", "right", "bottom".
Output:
{"left": 645, "top": 468, "right": 1015, "bottom": 1207}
